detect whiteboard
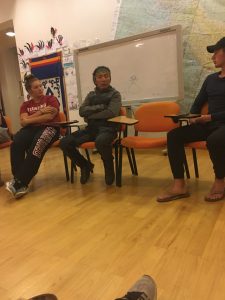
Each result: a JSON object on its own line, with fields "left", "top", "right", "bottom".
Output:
{"left": 74, "top": 25, "right": 183, "bottom": 105}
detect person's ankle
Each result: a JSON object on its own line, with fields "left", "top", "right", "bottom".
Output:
{"left": 174, "top": 178, "right": 186, "bottom": 186}
{"left": 214, "top": 177, "right": 225, "bottom": 183}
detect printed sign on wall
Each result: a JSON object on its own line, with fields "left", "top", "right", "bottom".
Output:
{"left": 41, "top": 77, "right": 63, "bottom": 111}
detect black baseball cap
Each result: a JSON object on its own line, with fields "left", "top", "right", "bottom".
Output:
{"left": 207, "top": 37, "right": 225, "bottom": 53}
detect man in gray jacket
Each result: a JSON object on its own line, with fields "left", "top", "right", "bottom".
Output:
{"left": 60, "top": 66, "right": 122, "bottom": 185}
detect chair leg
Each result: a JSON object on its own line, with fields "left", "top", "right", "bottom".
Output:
{"left": 116, "top": 144, "right": 123, "bottom": 187}
{"left": 69, "top": 159, "right": 77, "bottom": 183}
{"left": 192, "top": 148, "right": 199, "bottom": 178}
{"left": 183, "top": 151, "right": 190, "bottom": 179}
{"left": 126, "top": 147, "right": 135, "bottom": 174}
{"left": 85, "top": 149, "right": 93, "bottom": 173}
{"left": 114, "top": 142, "right": 119, "bottom": 182}
{"left": 131, "top": 148, "right": 138, "bottom": 176}
{"left": 63, "top": 153, "right": 70, "bottom": 181}
{"left": 85, "top": 149, "right": 91, "bottom": 163}
{"left": 70, "top": 160, "right": 75, "bottom": 183}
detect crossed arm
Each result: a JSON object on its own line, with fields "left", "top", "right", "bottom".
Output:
{"left": 20, "top": 106, "right": 58, "bottom": 127}
{"left": 79, "top": 92, "right": 121, "bottom": 120}
{"left": 190, "top": 76, "right": 225, "bottom": 124}
{"left": 189, "top": 114, "right": 211, "bottom": 124}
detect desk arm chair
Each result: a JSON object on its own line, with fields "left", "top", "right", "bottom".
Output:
{"left": 51, "top": 111, "right": 67, "bottom": 147}
{"left": 108, "top": 115, "right": 139, "bottom": 187}
{"left": 49, "top": 112, "right": 78, "bottom": 182}
{"left": 116, "top": 101, "right": 180, "bottom": 187}
{"left": 69, "top": 107, "right": 127, "bottom": 184}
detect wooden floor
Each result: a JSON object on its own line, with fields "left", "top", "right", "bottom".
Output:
{"left": 0, "top": 146, "right": 225, "bottom": 300}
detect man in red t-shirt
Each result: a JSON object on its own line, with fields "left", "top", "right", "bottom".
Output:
{"left": 6, "top": 74, "right": 60, "bottom": 199}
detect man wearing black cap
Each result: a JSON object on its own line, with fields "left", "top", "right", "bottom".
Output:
{"left": 60, "top": 66, "right": 121, "bottom": 185}
{"left": 158, "top": 37, "right": 225, "bottom": 202}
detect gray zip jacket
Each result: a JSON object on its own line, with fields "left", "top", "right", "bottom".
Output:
{"left": 79, "top": 86, "right": 121, "bottom": 131}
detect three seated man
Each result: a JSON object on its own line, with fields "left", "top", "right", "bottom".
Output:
{"left": 4, "top": 36, "right": 225, "bottom": 203}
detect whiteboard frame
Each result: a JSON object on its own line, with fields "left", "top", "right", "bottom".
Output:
{"left": 74, "top": 25, "right": 184, "bottom": 105}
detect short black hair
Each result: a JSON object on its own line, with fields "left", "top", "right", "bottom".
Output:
{"left": 24, "top": 73, "right": 39, "bottom": 92}
{"left": 92, "top": 66, "right": 111, "bottom": 82}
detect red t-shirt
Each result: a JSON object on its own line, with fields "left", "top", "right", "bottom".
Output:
{"left": 20, "top": 95, "right": 60, "bottom": 123}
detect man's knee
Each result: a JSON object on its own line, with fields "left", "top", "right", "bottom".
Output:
{"left": 59, "top": 135, "right": 76, "bottom": 151}
{"left": 59, "top": 136, "right": 69, "bottom": 151}
{"left": 95, "top": 136, "right": 112, "bottom": 152}
{"left": 95, "top": 137, "right": 106, "bottom": 151}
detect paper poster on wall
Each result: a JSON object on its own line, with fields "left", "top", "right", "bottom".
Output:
{"left": 30, "top": 52, "right": 67, "bottom": 114}
{"left": 64, "top": 62, "right": 79, "bottom": 110}
{"left": 41, "top": 77, "right": 63, "bottom": 110}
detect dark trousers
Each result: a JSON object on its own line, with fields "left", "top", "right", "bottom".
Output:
{"left": 10, "top": 126, "right": 59, "bottom": 186}
{"left": 59, "top": 127, "right": 117, "bottom": 168}
{"left": 167, "top": 123, "right": 225, "bottom": 179}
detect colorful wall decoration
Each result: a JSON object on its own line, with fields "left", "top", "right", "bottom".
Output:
{"left": 17, "top": 27, "right": 78, "bottom": 116}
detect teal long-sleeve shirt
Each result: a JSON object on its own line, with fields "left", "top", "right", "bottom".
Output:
{"left": 190, "top": 72, "right": 225, "bottom": 125}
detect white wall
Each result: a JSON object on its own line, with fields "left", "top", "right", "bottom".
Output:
{"left": 13, "top": 0, "right": 118, "bottom": 48}
{"left": 0, "top": 0, "right": 15, "bottom": 25}
{"left": 12, "top": 0, "right": 120, "bottom": 124}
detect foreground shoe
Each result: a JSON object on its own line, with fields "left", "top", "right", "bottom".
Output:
{"left": 116, "top": 275, "right": 157, "bottom": 300}
{"left": 5, "top": 180, "right": 29, "bottom": 199}
{"left": 80, "top": 162, "right": 94, "bottom": 184}
{"left": 26, "top": 293, "right": 58, "bottom": 300}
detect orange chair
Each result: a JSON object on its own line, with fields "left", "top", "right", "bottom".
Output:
{"left": 69, "top": 107, "right": 127, "bottom": 183}
{"left": 117, "top": 101, "right": 180, "bottom": 186}
{"left": 185, "top": 103, "right": 208, "bottom": 177}
{"left": 50, "top": 111, "right": 79, "bottom": 182}
{"left": 51, "top": 111, "right": 67, "bottom": 147}
{"left": 49, "top": 111, "right": 73, "bottom": 181}
{"left": 0, "top": 116, "right": 13, "bottom": 149}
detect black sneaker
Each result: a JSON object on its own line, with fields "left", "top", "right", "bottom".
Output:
{"left": 14, "top": 186, "right": 29, "bottom": 199}
{"left": 115, "top": 275, "right": 157, "bottom": 300}
{"left": 80, "top": 162, "right": 94, "bottom": 184}
{"left": 5, "top": 178, "right": 15, "bottom": 189}
{"left": 103, "top": 159, "right": 115, "bottom": 185}
{"left": 5, "top": 179, "right": 29, "bottom": 199}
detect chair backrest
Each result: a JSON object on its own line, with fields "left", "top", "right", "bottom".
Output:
{"left": 120, "top": 106, "right": 126, "bottom": 116}
{"left": 201, "top": 102, "right": 208, "bottom": 114}
{"left": 134, "top": 101, "right": 180, "bottom": 133}
{"left": 58, "top": 111, "right": 67, "bottom": 136}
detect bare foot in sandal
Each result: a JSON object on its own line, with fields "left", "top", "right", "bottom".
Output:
{"left": 157, "top": 179, "right": 190, "bottom": 202}
{"left": 205, "top": 178, "right": 225, "bottom": 202}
